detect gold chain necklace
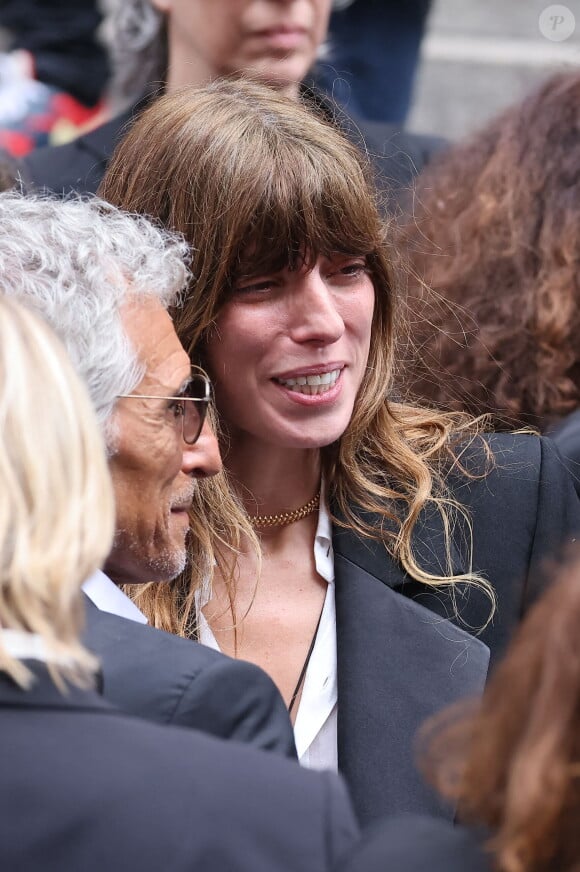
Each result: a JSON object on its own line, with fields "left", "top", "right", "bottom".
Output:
{"left": 249, "top": 490, "right": 321, "bottom": 529}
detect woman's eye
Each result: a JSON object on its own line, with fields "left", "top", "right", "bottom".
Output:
{"left": 234, "top": 279, "right": 274, "bottom": 295}
{"left": 340, "top": 262, "right": 366, "bottom": 276}
{"left": 331, "top": 260, "right": 367, "bottom": 278}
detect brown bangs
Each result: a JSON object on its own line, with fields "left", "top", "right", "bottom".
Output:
{"left": 217, "top": 105, "right": 384, "bottom": 296}
{"left": 100, "top": 77, "right": 389, "bottom": 353}
{"left": 231, "top": 185, "right": 380, "bottom": 284}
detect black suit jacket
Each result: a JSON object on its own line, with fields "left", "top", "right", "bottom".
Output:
{"left": 16, "top": 98, "right": 445, "bottom": 208}
{"left": 333, "top": 433, "right": 580, "bottom": 825}
{"left": 336, "top": 815, "right": 490, "bottom": 872}
{"left": 83, "top": 600, "right": 297, "bottom": 757}
{"left": 549, "top": 409, "right": 580, "bottom": 496}
{"left": 0, "top": 663, "right": 358, "bottom": 872}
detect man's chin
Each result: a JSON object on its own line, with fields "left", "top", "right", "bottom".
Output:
{"left": 144, "top": 550, "right": 188, "bottom": 584}
{"left": 105, "top": 546, "right": 187, "bottom": 587}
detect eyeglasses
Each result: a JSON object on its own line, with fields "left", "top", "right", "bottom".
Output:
{"left": 118, "top": 366, "right": 212, "bottom": 445}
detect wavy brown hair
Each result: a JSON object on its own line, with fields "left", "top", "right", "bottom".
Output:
{"left": 100, "top": 78, "right": 492, "bottom": 635}
{"left": 398, "top": 72, "right": 580, "bottom": 431}
{"left": 422, "top": 550, "right": 580, "bottom": 872}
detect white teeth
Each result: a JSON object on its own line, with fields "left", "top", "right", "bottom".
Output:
{"left": 277, "top": 369, "right": 341, "bottom": 394}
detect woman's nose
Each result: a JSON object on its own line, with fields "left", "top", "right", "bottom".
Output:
{"left": 288, "top": 270, "right": 345, "bottom": 346}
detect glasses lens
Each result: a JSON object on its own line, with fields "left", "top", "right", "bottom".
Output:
{"left": 183, "top": 373, "right": 210, "bottom": 444}
{"left": 188, "top": 373, "right": 211, "bottom": 401}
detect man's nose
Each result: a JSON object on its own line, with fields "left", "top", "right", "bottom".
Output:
{"left": 182, "top": 419, "right": 222, "bottom": 478}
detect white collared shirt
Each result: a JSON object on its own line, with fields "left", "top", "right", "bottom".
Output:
{"left": 197, "top": 494, "right": 338, "bottom": 772}
{"left": 1, "top": 628, "right": 51, "bottom": 662}
{"left": 82, "top": 569, "right": 147, "bottom": 624}
{"left": 0, "top": 629, "right": 83, "bottom": 671}
{"left": 293, "top": 495, "right": 338, "bottom": 771}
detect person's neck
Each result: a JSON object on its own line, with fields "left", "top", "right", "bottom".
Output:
{"left": 165, "top": 56, "right": 300, "bottom": 100}
{"left": 225, "top": 439, "right": 321, "bottom": 519}
{"left": 164, "top": 53, "right": 210, "bottom": 93}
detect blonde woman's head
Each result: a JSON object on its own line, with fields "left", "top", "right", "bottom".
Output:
{"left": 0, "top": 297, "right": 115, "bottom": 689}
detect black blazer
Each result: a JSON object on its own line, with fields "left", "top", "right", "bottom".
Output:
{"left": 549, "top": 409, "right": 580, "bottom": 496}
{"left": 336, "top": 815, "right": 490, "bottom": 872}
{"left": 0, "top": 664, "right": 358, "bottom": 872}
{"left": 16, "top": 98, "right": 445, "bottom": 207}
{"left": 333, "top": 433, "right": 580, "bottom": 825}
{"left": 83, "top": 600, "right": 297, "bottom": 758}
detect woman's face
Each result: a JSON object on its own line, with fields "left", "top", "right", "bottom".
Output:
{"left": 154, "top": 0, "right": 333, "bottom": 96}
{"left": 205, "top": 253, "right": 375, "bottom": 451}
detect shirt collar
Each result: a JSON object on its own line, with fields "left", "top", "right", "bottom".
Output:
{"left": 82, "top": 569, "right": 147, "bottom": 624}
{"left": 0, "top": 629, "right": 51, "bottom": 663}
{"left": 314, "top": 485, "right": 335, "bottom": 585}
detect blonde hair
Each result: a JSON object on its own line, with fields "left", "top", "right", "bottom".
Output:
{"left": 101, "top": 79, "right": 493, "bottom": 635}
{"left": 0, "top": 297, "right": 115, "bottom": 688}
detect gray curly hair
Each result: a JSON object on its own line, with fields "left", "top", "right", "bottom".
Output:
{"left": 0, "top": 193, "right": 191, "bottom": 441}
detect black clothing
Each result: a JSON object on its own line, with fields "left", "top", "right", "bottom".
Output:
{"left": 549, "top": 409, "right": 580, "bottom": 496}
{"left": 0, "top": 0, "right": 108, "bottom": 105}
{"left": 0, "top": 662, "right": 358, "bottom": 872}
{"left": 332, "top": 433, "right": 580, "bottom": 825}
{"left": 83, "top": 599, "right": 297, "bottom": 759}
{"left": 336, "top": 815, "right": 490, "bottom": 872}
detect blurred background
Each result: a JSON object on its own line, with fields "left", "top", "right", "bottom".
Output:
{"left": 408, "top": 0, "right": 580, "bottom": 138}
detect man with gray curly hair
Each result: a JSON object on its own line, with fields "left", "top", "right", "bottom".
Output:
{"left": 0, "top": 191, "right": 296, "bottom": 758}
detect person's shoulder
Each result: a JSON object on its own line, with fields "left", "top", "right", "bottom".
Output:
{"left": 548, "top": 411, "right": 580, "bottom": 496}
{"left": 84, "top": 605, "right": 265, "bottom": 683}
{"left": 447, "top": 431, "right": 580, "bottom": 609}
{"left": 551, "top": 409, "right": 580, "bottom": 456}
{"left": 336, "top": 814, "right": 490, "bottom": 872}
{"left": 358, "top": 119, "right": 447, "bottom": 166}
{"left": 443, "top": 431, "right": 580, "bottom": 536}
{"left": 93, "top": 708, "right": 356, "bottom": 868}
{"left": 11, "top": 703, "right": 354, "bottom": 872}
{"left": 448, "top": 431, "right": 555, "bottom": 485}
{"left": 15, "top": 107, "right": 136, "bottom": 195}
{"left": 302, "top": 86, "right": 446, "bottom": 184}
{"left": 84, "top": 606, "right": 296, "bottom": 754}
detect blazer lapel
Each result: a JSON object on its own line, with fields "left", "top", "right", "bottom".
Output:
{"left": 333, "top": 514, "right": 490, "bottom": 826}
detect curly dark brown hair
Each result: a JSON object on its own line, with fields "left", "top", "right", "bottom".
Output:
{"left": 398, "top": 72, "right": 580, "bottom": 430}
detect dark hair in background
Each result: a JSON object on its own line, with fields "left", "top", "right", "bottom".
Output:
{"left": 398, "top": 72, "right": 580, "bottom": 431}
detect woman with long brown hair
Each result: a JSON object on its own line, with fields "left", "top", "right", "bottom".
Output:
{"left": 99, "top": 79, "right": 580, "bottom": 825}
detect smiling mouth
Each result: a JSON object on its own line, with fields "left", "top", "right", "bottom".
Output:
{"left": 275, "top": 369, "right": 341, "bottom": 396}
